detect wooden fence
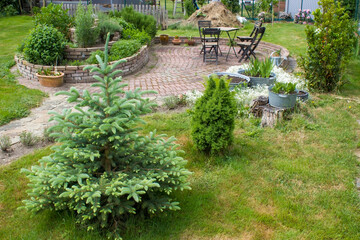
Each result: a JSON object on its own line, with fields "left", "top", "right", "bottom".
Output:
{"left": 46, "top": 2, "right": 168, "bottom": 29}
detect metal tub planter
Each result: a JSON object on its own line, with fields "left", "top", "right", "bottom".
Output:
{"left": 238, "top": 69, "right": 276, "bottom": 87}
{"left": 208, "top": 72, "right": 250, "bottom": 90}
{"left": 297, "top": 90, "right": 309, "bottom": 101}
{"left": 268, "top": 85, "right": 298, "bottom": 109}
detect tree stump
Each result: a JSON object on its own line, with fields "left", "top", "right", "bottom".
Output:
{"left": 250, "top": 96, "right": 291, "bottom": 127}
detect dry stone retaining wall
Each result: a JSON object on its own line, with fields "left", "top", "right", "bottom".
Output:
{"left": 15, "top": 45, "right": 149, "bottom": 84}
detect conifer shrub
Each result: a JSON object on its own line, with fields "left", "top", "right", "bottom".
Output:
{"left": 97, "top": 12, "right": 122, "bottom": 42}
{"left": 298, "top": 0, "right": 356, "bottom": 92}
{"left": 191, "top": 75, "right": 237, "bottom": 154}
{"left": 23, "top": 25, "right": 66, "bottom": 65}
{"left": 21, "top": 34, "right": 191, "bottom": 239}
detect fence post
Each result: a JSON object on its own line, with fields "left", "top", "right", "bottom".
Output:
{"left": 300, "top": 0, "right": 303, "bottom": 12}
{"left": 355, "top": 0, "right": 359, "bottom": 21}
{"left": 252, "top": 0, "right": 254, "bottom": 19}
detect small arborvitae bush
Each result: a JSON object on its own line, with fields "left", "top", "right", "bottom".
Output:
{"left": 23, "top": 25, "right": 66, "bottom": 65}
{"left": 298, "top": 0, "right": 356, "bottom": 92}
{"left": 191, "top": 75, "right": 237, "bottom": 154}
{"left": 21, "top": 34, "right": 191, "bottom": 239}
{"left": 19, "top": 131, "right": 39, "bottom": 147}
{"left": 75, "top": 4, "right": 99, "bottom": 47}
{"left": 0, "top": 135, "right": 11, "bottom": 152}
{"left": 34, "top": 3, "right": 73, "bottom": 39}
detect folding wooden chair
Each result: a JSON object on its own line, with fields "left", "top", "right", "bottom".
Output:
{"left": 236, "top": 21, "right": 262, "bottom": 42}
{"left": 237, "top": 26, "right": 266, "bottom": 62}
{"left": 202, "top": 28, "right": 221, "bottom": 65}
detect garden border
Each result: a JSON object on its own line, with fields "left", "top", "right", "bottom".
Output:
{"left": 15, "top": 45, "right": 149, "bottom": 84}
{"left": 153, "top": 37, "right": 290, "bottom": 61}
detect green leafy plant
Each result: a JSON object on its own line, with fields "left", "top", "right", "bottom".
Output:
{"left": 74, "top": 4, "right": 99, "bottom": 47}
{"left": 221, "top": 0, "right": 240, "bottom": 13}
{"left": 21, "top": 34, "right": 191, "bottom": 239}
{"left": 122, "top": 28, "right": 151, "bottom": 45}
{"left": 184, "top": 0, "right": 196, "bottom": 17}
{"left": 258, "top": 0, "right": 278, "bottom": 12}
{"left": 0, "top": 135, "right": 11, "bottom": 152}
{"left": 110, "top": 39, "right": 141, "bottom": 60}
{"left": 109, "top": 7, "right": 157, "bottom": 38}
{"left": 2, "top": 5, "right": 18, "bottom": 16}
{"left": 19, "top": 131, "right": 39, "bottom": 147}
{"left": 162, "top": 95, "right": 185, "bottom": 109}
{"left": 37, "top": 68, "right": 61, "bottom": 76}
{"left": 97, "top": 12, "right": 122, "bottom": 42}
{"left": 43, "top": 127, "right": 56, "bottom": 143}
{"left": 191, "top": 75, "right": 237, "bottom": 154}
{"left": 86, "top": 50, "right": 105, "bottom": 64}
{"left": 23, "top": 25, "right": 66, "bottom": 65}
{"left": 245, "top": 57, "right": 274, "bottom": 78}
{"left": 271, "top": 82, "right": 297, "bottom": 94}
{"left": 298, "top": 0, "right": 356, "bottom": 92}
{"left": 34, "top": 3, "right": 73, "bottom": 39}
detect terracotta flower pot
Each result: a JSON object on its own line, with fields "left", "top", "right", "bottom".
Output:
{"left": 172, "top": 38, "right": 181, "bottom": 45}
{"left": 36, "top": 72, "right": 64, "bottom": 87}
{"left": 159, "top": 34, "right": 169, "bottom": 45}
{"left": 185, "top": 39, "right": 196, "bottom": 46}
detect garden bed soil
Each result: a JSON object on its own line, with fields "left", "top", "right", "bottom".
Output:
{"left": 186, "top": 2, "right": 242, "bottom": 27}
{"left": 0, "top": 141, "right": 51, "bottom": 166}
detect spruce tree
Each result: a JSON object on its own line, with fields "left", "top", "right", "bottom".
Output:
{"left": 21, "top": 34, "right": 191, "bottom": 239}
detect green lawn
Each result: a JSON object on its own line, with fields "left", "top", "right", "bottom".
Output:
{"left": 0, "top": 15, "right": 46, "bottom": 126}
{"left": 159, "top": 22, "right": 307, "bottom": 57}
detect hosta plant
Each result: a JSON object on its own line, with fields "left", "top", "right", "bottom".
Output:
{"left": 21, "top": 34, "right": 191, "bottom": 239}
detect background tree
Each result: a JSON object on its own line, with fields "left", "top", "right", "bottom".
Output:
{"left": 299, "top": 0, "right": 356, "bottom": 92}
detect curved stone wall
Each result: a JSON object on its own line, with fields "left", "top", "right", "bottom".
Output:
{"left": 153, "top": 36, "right": 290, "bottom": 59}
{"left": 15, "top": 45, "right": 149, "bottom": 84}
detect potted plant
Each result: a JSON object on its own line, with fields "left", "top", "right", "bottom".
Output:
{"left": 185, "top": 36, "right": 195, "bottom": 46}
{"left": 268, "top": 82, "right": 298, "bottom": 108}
{"left": 159, "top": 34, "right": 169, "bottom": 45}
{"left": 36, "top": 68, "right": 64, "bottom": 87}
{"left": 297, "top": 90, "right": 309, "bottom": 101}
{"left": 172, "top": 36, "right": 181, "bottom": 45}
{"left": 238, "top": 57, "right": 276, "bottom": 86}
{"left": 208, "top": 72, "right": 250, "bottom": 90}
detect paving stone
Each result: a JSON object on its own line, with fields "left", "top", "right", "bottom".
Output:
{"left": 357, "top": 178, "right": 360, "bottom": 190}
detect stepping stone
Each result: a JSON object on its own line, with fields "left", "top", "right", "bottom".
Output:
{"left": 357, "top": 178, "right": 360, "bottom": 190}
{"left": 357, "top": 120, "right": 360, "bottom": 125}
{"left": 355, "top": 150, "right": 360, "bottom": 159}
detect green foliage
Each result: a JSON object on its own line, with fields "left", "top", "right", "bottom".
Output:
{"left": 191, "top": 75, "right": 237, "bottom": 154}
{"left": 258, "top": 0, "right": 278, "bottom": 12}
{"left": 34, "top": 3, "right": 73, "bottom": 39}
{"left": 122, "top": 28, "right": 151, "bottom": 45}
{"left": 0, "top": 135, "right": 11, "bottom": 151}
{"left": 23, "top": 25, "right": 66, "bottom": 65}
{"left": 184, "top": 0, "right": 196, "bottom": 17}
{"left": 110, "top": 7, "right": 157, "bottom": 38}
{"left": 162, "top": 95, "right": 186, "bottom": 109}
{"left": 339, "top": 0, "right": 357, "bottom": 18}
{"left": 298, "top": 0, "right": 356, "bottom": 92}
{"left": 271, "top": 82, "right": 297, "bottom": 94}
{"left": 74, "top": 4, "right": 99, "bottom": 47}
{"left": 21, "top": 34, "right": 191, "bottom": 239}
{"left": 221, "top": 0, "right": 240, "bottom": 13}
{"left": 20, "top": 131, "right": 39, "bottom": 147}
{"left": 86, "top": 40, "right": 141, "bottom": 64}
{"left": 245, "top": 57, "right": 274, "bottom": 78}
{"left": 86, "top": 50, "right": 105, "bottom": 64}
{"left": 2, "top": 5, "right": 18, "bottom": 16}
{"left": 43, "top": 127, "right": 56, "bottom": 143}
{"left": 110, "top": 39, "right": 141, "bottom": 60}
{"left": 97, "top": 12, "right": 122, "bottom": 42}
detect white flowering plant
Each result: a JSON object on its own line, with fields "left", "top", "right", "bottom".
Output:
{"left": 184, "top": 64, "right": 307, "bottom": 116}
